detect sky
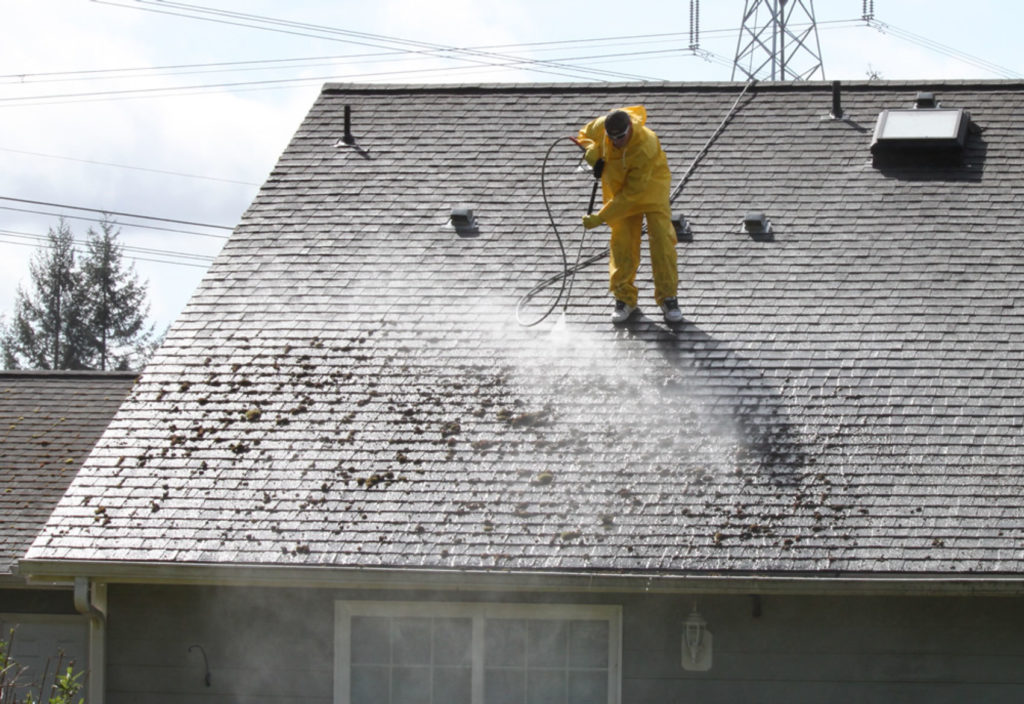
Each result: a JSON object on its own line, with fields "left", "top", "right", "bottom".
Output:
{"left": 2, "top": 0, "right": 1022, "bottom": 337}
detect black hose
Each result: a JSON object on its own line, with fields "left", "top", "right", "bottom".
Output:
{"left": 514, "top": 137, "right": 608, "bottom": 328}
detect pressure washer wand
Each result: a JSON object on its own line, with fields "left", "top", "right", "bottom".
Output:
{"left": 567, "top": 162, "right": 603, "bottom": 307}
{"left": 561, "top": 158, "right": 603, "bottom": 316}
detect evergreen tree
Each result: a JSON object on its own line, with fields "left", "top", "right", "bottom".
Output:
{"left": 0, "top": 313, "right": 14, "bottom": 369}
{"left": 1, "top": 219, "right": 91, "bottom": 369}
{"left": 1, "top": 217, "right": 157, "bottom": 371}
{"left": 81, "top": 216, "right": 154, "bottom": 370}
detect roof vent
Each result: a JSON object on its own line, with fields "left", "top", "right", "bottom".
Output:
{"left": 448, "top": 207, "right": 480, "bottom": 238}
{"left": 830, "top": 80, "right": 844, "bottom": 120}
{"left": 914, "top": 91, "right": 938, "bottom": 109}
{"left": 342, "top": 104, "right": 356, "bottom": 145}
{"left": 336, "top": 104, "right": 371, "bottom": 158}
{"left": 671, "top": 213, "right": 692, "bottom": 241}
{"left": 742, "top": 212, "right": 772, "bottom": 236}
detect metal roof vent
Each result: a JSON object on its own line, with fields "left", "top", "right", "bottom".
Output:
{"left": 671, "top": 214, "right": 692, "bottom": 241}
{"left": 830, "top": 80, "right": 844, "bottom": 120}
{"left": 742, "top": 212, "right": 772, "bottom": 236}
{"left": 336, "top": 104, "right": 371, "bottom": 158}
{"left": 914, "top": 91, "right": 938, "bottom": 109}
{"left": 448, "top": 207, "right": 480, "bottom": 238}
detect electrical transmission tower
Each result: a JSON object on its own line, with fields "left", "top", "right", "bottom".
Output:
{"left": 732, "top": 0, "right": 826, "bottom": 81}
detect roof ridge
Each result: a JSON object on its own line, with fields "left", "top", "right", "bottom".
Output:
{"left": 0, "top": 370, "right": 139, "bottom": 380}
{"left": 320, "top": 79, "right": 1024, "bottom": 95}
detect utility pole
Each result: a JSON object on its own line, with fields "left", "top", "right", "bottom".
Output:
{"left": 732, "top": 0, "right": 825, "bottom": 81}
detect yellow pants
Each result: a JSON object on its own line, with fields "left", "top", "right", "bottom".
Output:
{"left": 608, "top": 210, "right": 677, "bottom": 308}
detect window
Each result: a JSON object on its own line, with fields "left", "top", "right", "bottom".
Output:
{"left": 334, "top": 602, "right": 621, "bottom": 704}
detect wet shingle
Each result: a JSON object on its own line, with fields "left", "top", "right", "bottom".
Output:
{"left": 24, "top": 81, "right": 1024, "bottom": 578}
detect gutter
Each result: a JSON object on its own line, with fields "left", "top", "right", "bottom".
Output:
{"left": 20, "top": 559, "right": 1024, "bottom": 598}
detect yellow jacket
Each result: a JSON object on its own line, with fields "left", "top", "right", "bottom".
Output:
{"left": 576, "top": 105, "right": 672, "bottom": 223}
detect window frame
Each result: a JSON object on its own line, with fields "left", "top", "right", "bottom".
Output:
{"left": 334, "top": 600, "right": 622, "bottom": 704}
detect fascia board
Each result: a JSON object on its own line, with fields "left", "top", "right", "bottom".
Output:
{"left": 17, "top": 559, "right": 1024, "bottom": 598}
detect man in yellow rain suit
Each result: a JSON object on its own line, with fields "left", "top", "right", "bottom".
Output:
{"left": 573, "top": 106, "right": 683, "bottom": 324}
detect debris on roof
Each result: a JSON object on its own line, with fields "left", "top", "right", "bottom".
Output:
{"left": 23, "top": 81, "right": 1024, "bottom": 581}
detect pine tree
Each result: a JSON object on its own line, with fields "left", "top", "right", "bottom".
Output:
{"left": 1, "top": 219, "right": 91, "bottom": 369}
{"left": 1, "top": 217, "right": 157, "bottom": 370}
{"left": 80, "top": 216, "right": 154, "bottom": 370}
{"left": 0, "top": 313, "right": 14, "bottom": 369}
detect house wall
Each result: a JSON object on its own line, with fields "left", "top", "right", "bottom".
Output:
{"left": 0, "top": 587, "right": 88, "bottom": 703}
{"left": 104, "top": 584, "right": 1024, "bottom": 704}
{"left": 0, "top": 586, "right": 79, "bottom": 615}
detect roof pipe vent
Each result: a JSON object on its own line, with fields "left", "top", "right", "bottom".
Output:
{"left": 914, "top": 92, "right": 938, "bottom": 109}
{"left": 336, "top": 105, "right": 371, "bottom": 157}
{"left": 342, "top": 105, "right": 355, "bottom": 145}
{"left": 449, "top": 207, "right": 480, "bottom": 238}
{"left": 830, "top": 80, "right": 844, "bottom": 120}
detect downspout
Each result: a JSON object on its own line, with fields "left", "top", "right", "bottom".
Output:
{"left": 74, "top": 577, "right": 106, "bottom": 704}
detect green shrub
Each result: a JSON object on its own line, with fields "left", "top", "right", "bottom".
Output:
{"left": 0, "top": 629, "right": 84, "bottom": 704}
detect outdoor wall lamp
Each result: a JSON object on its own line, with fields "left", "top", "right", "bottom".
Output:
{"left": 188, "top": 644, "right": 212, "bottom": 687}
{"left": 681, "top": 606, "right": 713, "bottom": 671}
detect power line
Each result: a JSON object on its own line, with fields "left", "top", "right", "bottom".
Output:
{"left": 0, "top": 205, "right": 230, "bottom": 239}
{"left": 0, "top": 147, "right": 259, "bottom": 186}
{"left": 93, "top": 0, "right": 658, "bottom": 83}
{"left": 0, "top": 230, "right": 214, "bottom": 269}
{"left": 0, "top": 29, "right": 737, "bottom": 88}
{"left": 0, "top": 53, "right": 377, "bottom": 83}
{"left": 0, "top": 228, "right": 215, "bottom": 262}
{"left": 4, "top": 3, "right": 853, "bottom": 106}
{"left": 0, "top": 42, "right": 709, "bottom": 107}
{"left": 865, "top": 18, "right": 1020, "bottom": 79}
{"left": 129, "top": 0, "right": 660, "bottom": 82}
{"left": 2, "top": 5, "right": 1016, "bottom": 106}
{"left": 0, "top": 196, "right": 233, "bottom": 233}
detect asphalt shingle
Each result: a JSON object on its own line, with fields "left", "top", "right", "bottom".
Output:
{"left": 24, "top": 81, "right": 1024, "bottom": 578}
{"left": 1, "top": 371, "right": 135, "bottom": 576}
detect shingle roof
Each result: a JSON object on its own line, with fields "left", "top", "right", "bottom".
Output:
{"left": 24, "top": 81, "right": 1024, "bottom": 579}
{"left": 1, "top": 371, "right": 135, "bottom": 577}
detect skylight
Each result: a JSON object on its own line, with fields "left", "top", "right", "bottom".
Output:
{"left": 874, "top": 109, "right": 967, "bottom": 142}
{"left": 871, "top": 106, "right": 970, "bottom": 165}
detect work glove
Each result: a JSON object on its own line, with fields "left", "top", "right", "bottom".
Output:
{"left": 592, "top": 158, "right": 604, "bottom": 179}
{"left": 582, "top": 213, "right": 603, "bottom": 230}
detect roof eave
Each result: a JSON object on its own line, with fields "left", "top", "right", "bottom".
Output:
{"left": 18, "top": 559, "right": 1024, "bottom": 597}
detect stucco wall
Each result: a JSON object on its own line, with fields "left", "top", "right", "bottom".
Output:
{"left": 104, "top": 584, "right": 1024, "bottom": 703}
